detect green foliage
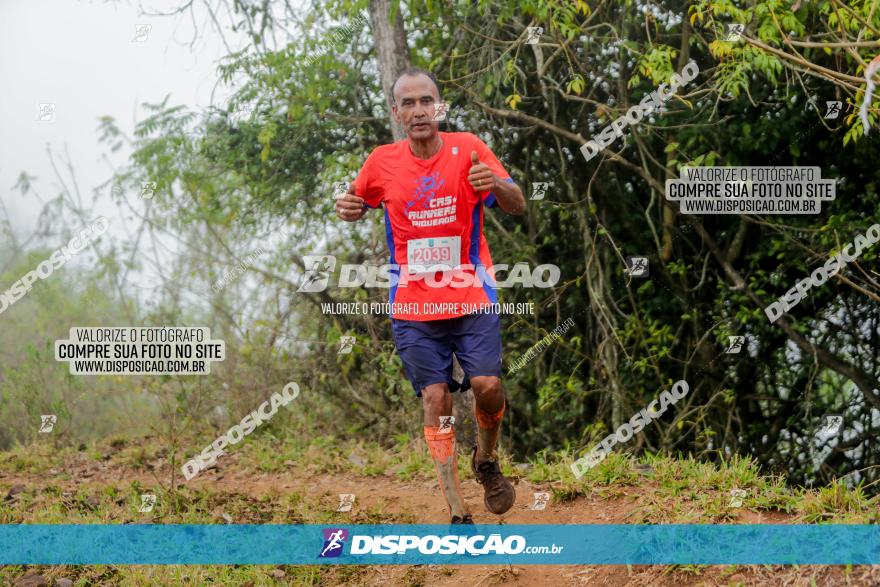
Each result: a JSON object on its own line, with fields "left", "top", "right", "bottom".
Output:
{"left": 631, "top": 45, "right": 678, "bottom": 87}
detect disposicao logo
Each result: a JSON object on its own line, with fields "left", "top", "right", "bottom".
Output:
{"left": 315, "top": 530, "right": 565, "bottom": 559}
{"left": 319, "top": 529, "right": 349, "bottom": 558}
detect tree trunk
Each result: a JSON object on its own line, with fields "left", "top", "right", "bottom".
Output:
{"left": 368, "top": 0, "right": 411, "bottom": 141}
{"left": 661, "top": 11, "right": 691, "bottom": 261}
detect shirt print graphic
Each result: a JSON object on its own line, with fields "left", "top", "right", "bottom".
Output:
{"left": 404, "top": 172, "right": 459, "bottom": 228}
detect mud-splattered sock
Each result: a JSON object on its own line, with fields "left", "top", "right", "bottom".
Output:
{"left": 474, "top": 401, "right": 505, "bottom": 465}
{"left": 424, "top": 425, "right": 468, "bottom": 518}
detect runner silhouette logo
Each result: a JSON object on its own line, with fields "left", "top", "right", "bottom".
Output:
{"left": 319, "top": 528, "right": 349, "bottom": 558}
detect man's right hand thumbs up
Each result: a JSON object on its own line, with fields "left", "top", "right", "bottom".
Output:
{"left": 335, "top": 181, "right": 367, "bottom": 222}
{"left": 468, "top": 150, "right": 495, "bottom": 192}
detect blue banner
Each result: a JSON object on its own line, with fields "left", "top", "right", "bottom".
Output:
{"left": 2, "top": 524, "right": 879, "bottom": 565}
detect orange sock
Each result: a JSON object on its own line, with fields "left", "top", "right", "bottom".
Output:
{"left": 475, "top": 403, "right": 505, "bottom": 429}
{"left": 424, "top": 425, "right": 455, "bottom": 463}
{"left": 424, "top": 425, "right": 468, "bottom": 517}
{"left": 475, "top": 401, "right": 505, "bottom": 463}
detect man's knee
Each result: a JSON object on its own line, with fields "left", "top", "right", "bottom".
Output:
{"left": 471, "top": 375, "right": 502, "bottom": 396}
{"left": 422, "top": 383, "right": 451, "bottom": 411}
{"left": 471, "top": 376, "right": 504, "bottom": 406}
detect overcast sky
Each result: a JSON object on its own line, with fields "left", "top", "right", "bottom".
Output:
{"left": 0, "top": 0, "right": 245, "bottom": 235}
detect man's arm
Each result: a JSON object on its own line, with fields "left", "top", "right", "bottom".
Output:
{"left": 338, "top": 152, "right": 384, "bottom": 221}
{"left": 335, "top": 182, "right": 367, "bottom": 222}
{"left": 487, "top": 175, "right": 525, "bottom": 215}
{"left": 467, "top": 151, "right": 526, "bottom": 215}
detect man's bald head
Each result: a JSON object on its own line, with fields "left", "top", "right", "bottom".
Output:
{"left": 391, "top": 67, "right": 441, "bottom": 105}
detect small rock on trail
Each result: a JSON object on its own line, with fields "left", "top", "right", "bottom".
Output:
{"left": 13, "top": 574, "right": 49, "bottom": 587}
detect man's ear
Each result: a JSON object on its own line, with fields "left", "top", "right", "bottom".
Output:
{"left": 391, "top": 103, "right": 400, "bottom": 123}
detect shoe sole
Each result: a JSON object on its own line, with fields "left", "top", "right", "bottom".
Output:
{"left": 484, "top": 485, "right": 516, "bottom": 515}
{"left": 472, "top": 446, "right": 516, "bottom": 515}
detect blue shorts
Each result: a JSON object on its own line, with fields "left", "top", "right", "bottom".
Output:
{"left": 391, "top": 312, "right": 503, "bottom": 397}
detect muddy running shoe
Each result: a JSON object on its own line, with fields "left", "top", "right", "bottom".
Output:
{"left": 450, "top": 514, "right": 474, "bottom": 524}
{"left": 471, "top": 446, "right": 516, "bottom": 514}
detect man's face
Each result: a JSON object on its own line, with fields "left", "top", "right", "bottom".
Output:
{"left": 392, "top": 74, "right": 440, "bottom": 141}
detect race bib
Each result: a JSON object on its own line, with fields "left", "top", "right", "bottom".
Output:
{"left": 407, "top": 236, "right": 461, "bottom": 275}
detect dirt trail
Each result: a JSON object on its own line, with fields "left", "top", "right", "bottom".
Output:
{"left": 2, "top": 453, "right": 875, "bottom": 586}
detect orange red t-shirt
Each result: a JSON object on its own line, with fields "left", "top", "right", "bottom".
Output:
{"left": 354, "top": 131, "right": 514, "bottom": 321}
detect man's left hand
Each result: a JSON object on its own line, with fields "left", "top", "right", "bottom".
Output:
{"left": 468, "top": 151, "right": 496, "bottom": 192}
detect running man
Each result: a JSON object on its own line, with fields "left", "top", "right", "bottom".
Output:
{"left": 335, "top": 67, "right": 526, "bottom": 523}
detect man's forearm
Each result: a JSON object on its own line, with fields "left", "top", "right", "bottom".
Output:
{"left": 490, "top": 175, "right": 526, "bottom": 215}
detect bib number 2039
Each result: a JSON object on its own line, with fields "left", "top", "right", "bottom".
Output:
{"left": 407, "top": 236, "right": 461, "bottom": 275}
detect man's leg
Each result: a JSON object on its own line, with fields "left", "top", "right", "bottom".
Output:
{"left": 446, "top": 311, "right": 515, "bottom": 514}
{"left": 470, "top": 375, "right": 505, "bottom": 464}
{"left": 469, "top": 376, "right": 515, "bottom": 514}
{"left": 422, "top": 382, "right": 470, "bottom": 521}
